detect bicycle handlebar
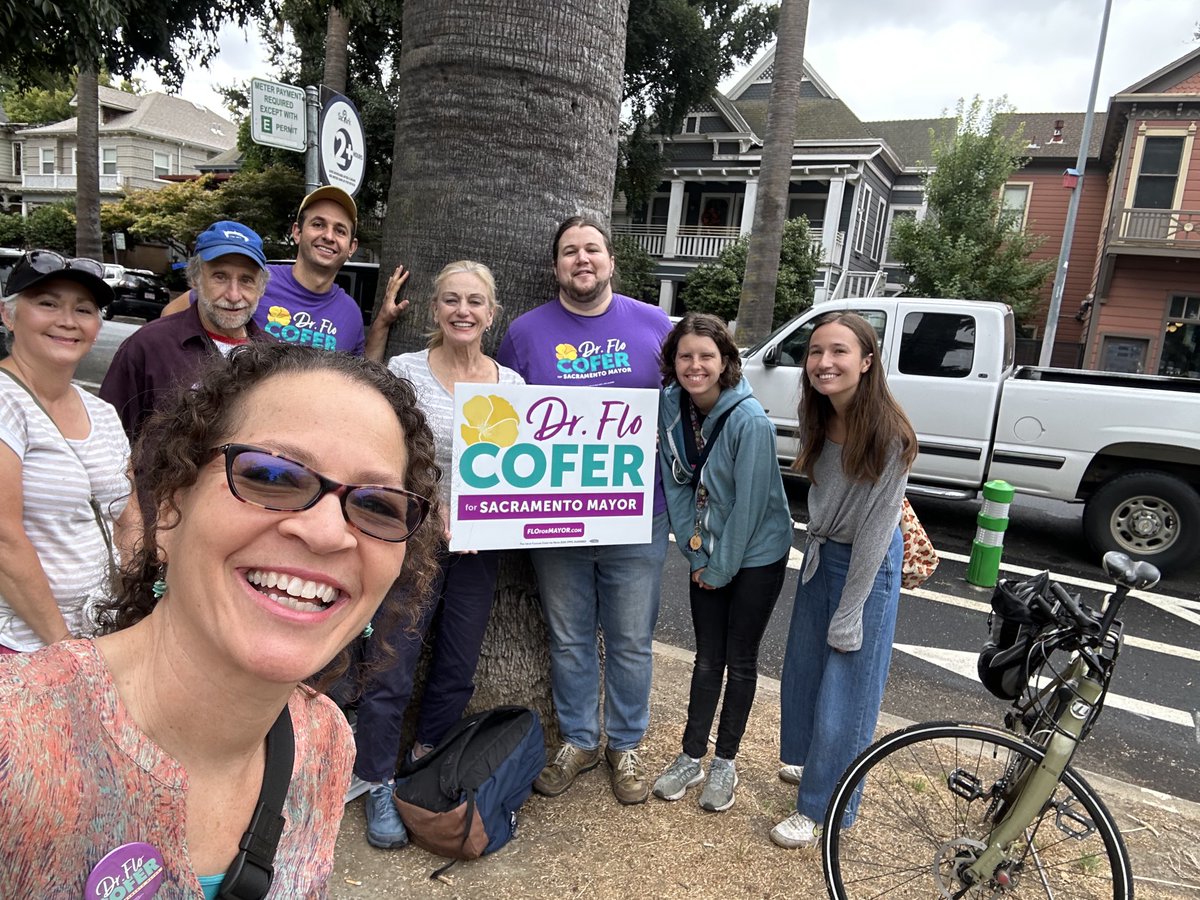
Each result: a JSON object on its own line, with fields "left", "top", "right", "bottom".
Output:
{"left": 1049, "top": 582, "right": 1100, "bottom": 636}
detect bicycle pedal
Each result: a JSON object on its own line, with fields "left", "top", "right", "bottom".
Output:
{"left": 1054, "top": 800, "right": 1096, "bottom": 839}
{"left": 947, "top": 768, "right": 986, "bottom": 802}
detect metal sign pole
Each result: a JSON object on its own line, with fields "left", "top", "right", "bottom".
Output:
{"left": 305, "top": 86, "right": 320, "bottom": 192}
{"left": 1037, "top": 0, "right": 1112, "bottom": 368}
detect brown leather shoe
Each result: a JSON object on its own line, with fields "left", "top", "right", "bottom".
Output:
{"left": 605, "top": 745, "right": 649, "bottom": 805}
{"left": 533, "top": 742, "right": 601, "bottom": 797}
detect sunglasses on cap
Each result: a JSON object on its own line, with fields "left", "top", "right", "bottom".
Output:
{"left": 211, "top": 444, "right": 431, "bottom": 543}
{"left": 12, "top": 250, "right": 105, "bottom": 281}
{"left": 5, "top": 250, "right": 112, "bottom": 305}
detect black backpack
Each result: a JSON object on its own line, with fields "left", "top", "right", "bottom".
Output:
{"left": 392, "top": 706, "right": 546, "bottom": 874}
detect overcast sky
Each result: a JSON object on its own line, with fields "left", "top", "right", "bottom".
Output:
{"left": 149, "top": 1, "right": 1199, "bottom": 123}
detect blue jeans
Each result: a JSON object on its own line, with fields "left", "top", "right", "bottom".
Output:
{"left": 354, "top": 548, "right": 500, "bottom": 782}
{"left": 780, "top": 529, "right": 901, "bottom": 828}
{"left": 530, "top": 512, "right": 669, "bottom": 751}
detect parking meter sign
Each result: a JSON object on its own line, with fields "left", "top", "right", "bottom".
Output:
{"left": 319, "top": 94, "right": 366, "bottom": 197}
{"left": 250, "top": 78, "right": 306, "bottom": 153}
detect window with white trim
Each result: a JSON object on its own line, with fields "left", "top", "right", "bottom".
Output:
{"left": 40, "top": 147, "right": 54, "bottom": 175}
{"left": 853, "top": 185, "right": 874, "bottom": 254}
{"left": 681, "top": 115, "right": 701, "bottom": 135}
{"left": 1001, "top": 183, "right": 1031, "bottom": 231}
{"left": 101, "top": 148, "right": 117, "bottom": 176}
{"left": 11, "top": 143, "right": 21, "bottom": 177}
{"left": 1133, "top": 136, "right": 1185, "bottom": 209}
{"left": 153, "top": 151, "right": 171, "bottom": 179}
{"left": 870, "top": 196, "right": 887, "bottom": 261}
{"left": 885, "top": 208, "right": 918, "bottom": 264}
{"left": 1160, "top": 294, "right": 1200, "bottom": 377}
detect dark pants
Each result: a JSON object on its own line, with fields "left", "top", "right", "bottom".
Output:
{"left": 354, "top": 548, "right": 500, "bottom": 782}
{"left": 682, "top": 554, "right": 789, "bottom": 760}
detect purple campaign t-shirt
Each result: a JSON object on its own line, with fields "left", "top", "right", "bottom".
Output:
{"left": 252, "top": 264, "right": 366, "bottom": 355}
{"left": 498, "top": 293, "right": 672, "bottom": 513}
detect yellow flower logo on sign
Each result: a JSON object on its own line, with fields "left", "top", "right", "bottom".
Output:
{"left": 555, "top": 343, "right": 578, "bottom": 360}
{"left": 461, "top": 395, "right": 520, "bottom": 447}
{"left": 267, "top": 306, "right": 292, "bottom": 326}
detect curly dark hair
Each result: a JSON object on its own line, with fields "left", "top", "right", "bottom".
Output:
{"left": 659, "top": 312, "right": 743, "bottom": 389}
{"left": 96, "top": 343, "right": 442, "bottom": 687}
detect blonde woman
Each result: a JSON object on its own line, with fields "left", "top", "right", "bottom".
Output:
{"left": 355, "top": 261, "right": 524, "bottom": 850}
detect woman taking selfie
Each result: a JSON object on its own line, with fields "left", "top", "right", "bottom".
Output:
{"left": 0, "top": 250, "right": 136, "bottom": 653}
{"left": 0, "top": 345, "right": 440, "bottom": 897}
{"left": 653, "top": 313, "right": 792, "bottom": 813}
{"left": 770, "top": 311, "right": 916, "bottom": 849}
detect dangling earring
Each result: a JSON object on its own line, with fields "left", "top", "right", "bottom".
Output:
{"left": 151, "top": 567, "right": 167, "bottom": 599}
{"left": 362, "top": 622, "right": 374, "bottom": 639}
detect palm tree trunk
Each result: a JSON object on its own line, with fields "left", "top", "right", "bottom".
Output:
{"left": 734, "top": 0, "right": 810, "bottom": 345}
{"left": 378, "top": 0, "right": 630, "bottom": 726}
{"left": 74, "top": 60, "right": 102, "bottom": 261}
{"left": 322, "top": 5, "right": 350, "bottom": 95}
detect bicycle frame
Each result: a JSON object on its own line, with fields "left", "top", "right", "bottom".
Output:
{"left": 962, "top": 654, "right": 1102, "bottom": 886}
{"left": 963, "top": 589, "right": 1126, "bottom": 888}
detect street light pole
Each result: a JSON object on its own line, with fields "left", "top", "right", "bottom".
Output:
{"left": 1038, "top": 0, "right": 1113, "bottom": 368}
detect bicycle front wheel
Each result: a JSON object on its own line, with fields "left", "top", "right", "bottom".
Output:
{"left": 822, "top": 722, "right": 1133, "bottom": 899}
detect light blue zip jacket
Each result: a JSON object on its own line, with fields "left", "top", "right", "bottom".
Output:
{"left": 658, "top": 378, "right": 793, "bottom": 588}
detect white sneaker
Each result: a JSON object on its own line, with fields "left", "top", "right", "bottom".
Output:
{"left": 770, "top": 811, "right": 821, "bottom": 849}
{"left": 778, "top": 764, "right": 804, "bottom": 785}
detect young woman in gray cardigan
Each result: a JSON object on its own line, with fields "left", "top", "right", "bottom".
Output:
{"left": 770, "top": 311, "right": 917, "bottom": 849}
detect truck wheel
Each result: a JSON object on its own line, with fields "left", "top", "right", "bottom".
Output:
{"left": 1083, "top": 471, "right": 1200, "bottom": 573}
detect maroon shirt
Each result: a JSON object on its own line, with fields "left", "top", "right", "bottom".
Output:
{"left": 99, "top": 301, "right": 271, "bottom": 442}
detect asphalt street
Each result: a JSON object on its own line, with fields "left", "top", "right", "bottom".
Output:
{"left": 653, "top": 479, "right": 1200, "bottom": 804}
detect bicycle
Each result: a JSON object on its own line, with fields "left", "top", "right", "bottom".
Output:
{"left": 821, "top": 551, "right": 1162, "bottom": 899}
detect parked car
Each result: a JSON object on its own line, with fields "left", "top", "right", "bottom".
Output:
{"left": 741, "top": 297, "right": 1200, "bottom": 572}
{"left": 104, "top": 269, "right": 172, "bottom": 321}
{"left": 0, "top": 247, "right": 22, "bottom": 295}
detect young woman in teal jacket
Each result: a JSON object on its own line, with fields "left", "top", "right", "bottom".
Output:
{"left": 653, "top": 313, "right": 793, "bottom": 813}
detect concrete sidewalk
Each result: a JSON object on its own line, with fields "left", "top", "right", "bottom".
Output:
{"left": 328, "top": 642, "right": 1200, "bottom": 898}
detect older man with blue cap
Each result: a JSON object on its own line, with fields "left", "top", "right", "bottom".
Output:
{"left": 100, "top": 221, "right": 274, "bottom": 442}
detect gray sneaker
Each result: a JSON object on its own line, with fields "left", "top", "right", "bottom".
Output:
{"left": 699, "top": 757, "right": 738, "bottom": 812}
{"left": 652, "top": 753, "right": 704, "bottom": 801}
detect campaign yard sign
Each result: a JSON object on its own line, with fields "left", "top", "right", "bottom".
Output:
{"left": 449, "top": 384, "right": 659, "bottom": 552}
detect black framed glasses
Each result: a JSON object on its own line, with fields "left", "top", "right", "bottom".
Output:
{"left": 11, "top": 249, "right": 105, "bottom": 282}
{"left": 211, "top": 443, "right": 431, "bottom": 543}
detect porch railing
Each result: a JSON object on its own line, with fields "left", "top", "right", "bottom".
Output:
{"left": 611, "top": 223, "right": 839, "bottom": 262}
{"left": 21, "top": 173, "right": 127, "bottom": 192}
{"left": 1116, "top": 207, "right": 1200, "bottom": 246}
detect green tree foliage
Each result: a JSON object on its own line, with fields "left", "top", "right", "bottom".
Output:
{"left": 0, "top": 70, "right": 145, "bottom": 125}
{"left": 0, "top": 72, "right": 73, "bottom": 124}
{"left": 889, "top": 96, "right": 1055, "bottom": 322}
{"left": 99, "top": 165, "right": 305, "bottom": 258}
{"left": 0, "top": 212, "right": 25, "bottom": 246}
{"left": 24, "top": 203, "right": 76, "bottom": 253}
{"left": 682, "top": 216, "right": 819, "bottom": 327}
{"left": 617, "top": 0, "right": 777, "bottom": 213}
{"left": 612, "top": 234, "right": 658, "bottom": 301}
{"left": 238, "top": 0, "right": 402, "bottom": 251}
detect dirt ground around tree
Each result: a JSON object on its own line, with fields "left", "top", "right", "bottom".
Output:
{"left": 329, "top": 644, "right": 1200, "bottom": 899}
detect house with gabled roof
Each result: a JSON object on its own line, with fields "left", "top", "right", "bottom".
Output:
{"left": 616, "top": 50, "right": 912, "bottom": 310}
{"left": 1084, "top": 47, "right": 1200, "bottom": 377}
{"left": 12, "top": 86, "right": 236, "bottom": 214}
{"left": 624, "top": 42, "right": 1200, "bottom": 377}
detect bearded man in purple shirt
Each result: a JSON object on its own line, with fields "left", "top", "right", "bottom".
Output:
{"left": 498, "top": 215, "right": 672, "bottom": 805}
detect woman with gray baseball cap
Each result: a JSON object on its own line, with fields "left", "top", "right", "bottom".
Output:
{"left": 0, "top": 250, "right": 137, "bottom": 653}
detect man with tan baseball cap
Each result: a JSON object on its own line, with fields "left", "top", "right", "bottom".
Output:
{"left": 251, "top": 185, "right": 366, "bottom": 354}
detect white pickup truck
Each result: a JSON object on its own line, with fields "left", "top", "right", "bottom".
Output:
{"left": 741, "top": 298, "right": 1200, "bottom": 573}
